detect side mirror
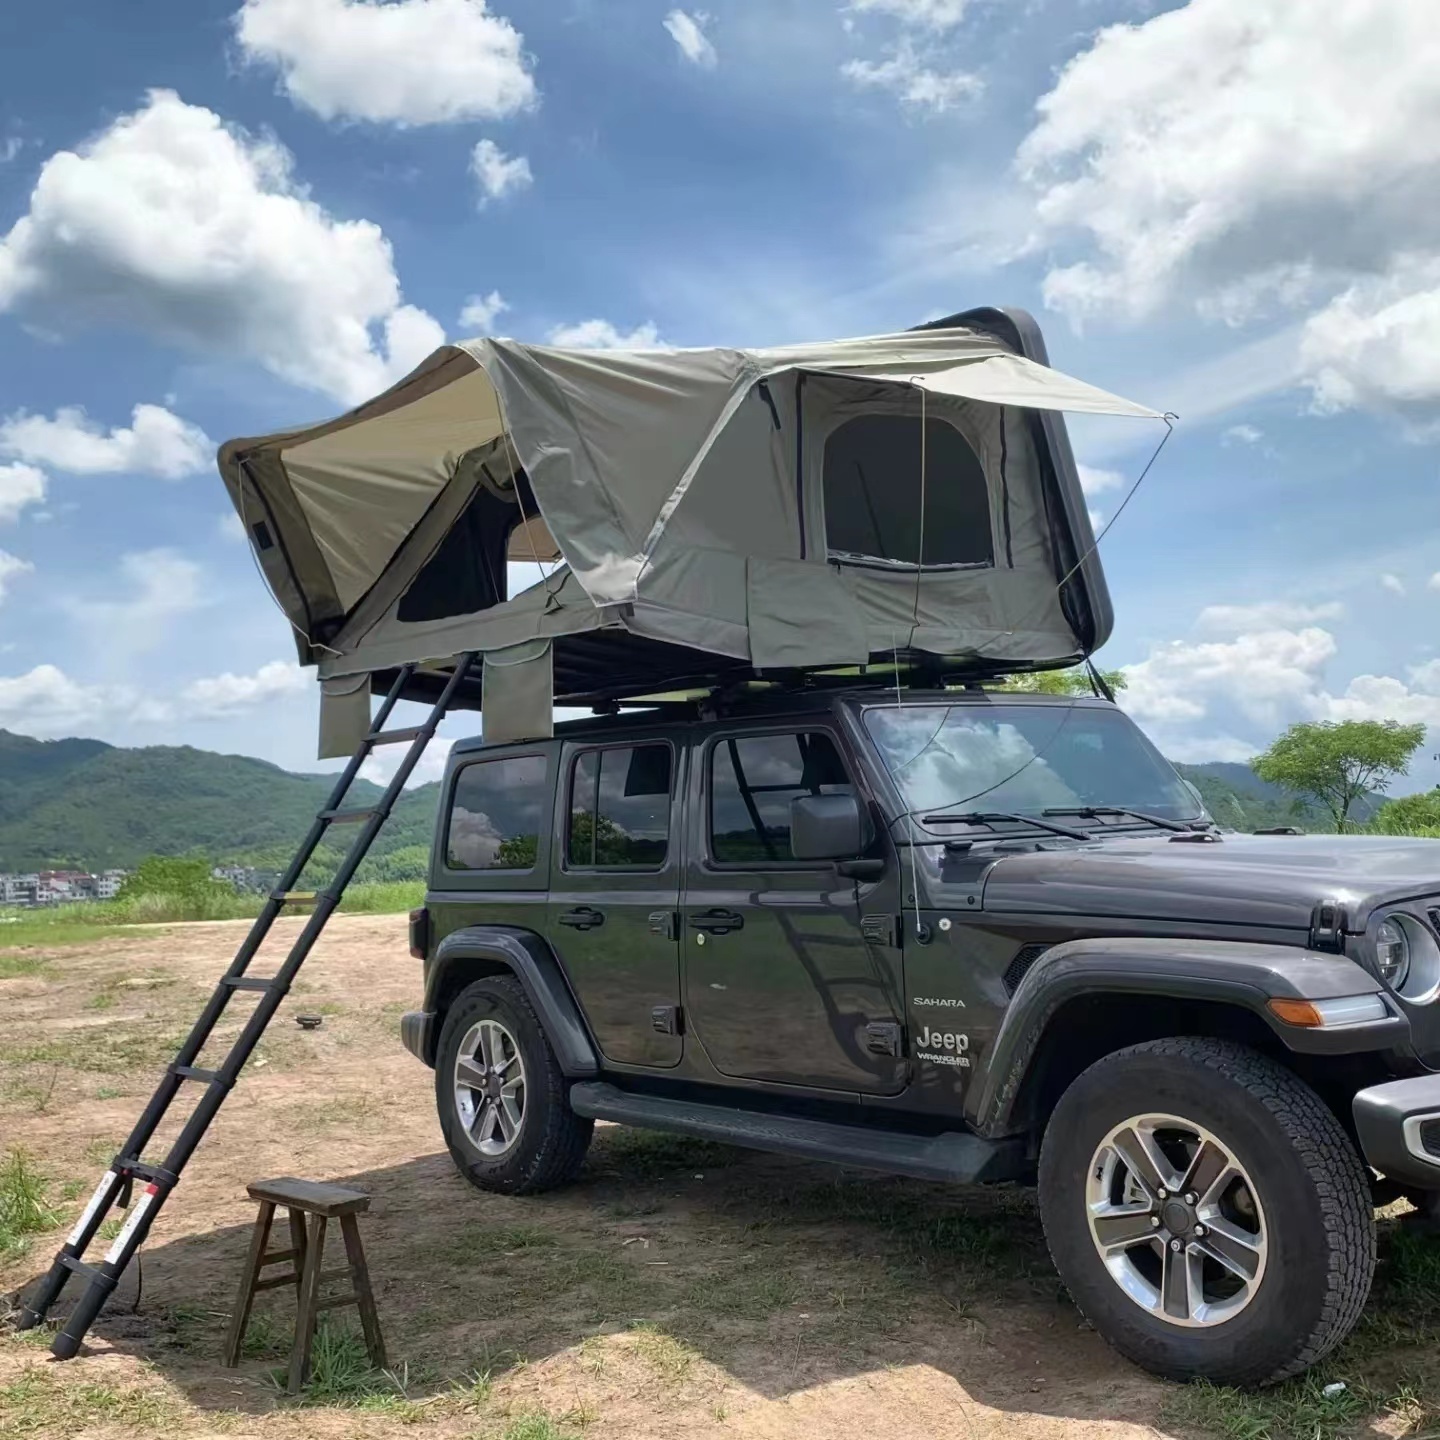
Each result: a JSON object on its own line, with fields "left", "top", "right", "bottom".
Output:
{"left": 790, "top": 793, "right": 864, "bottom": 862}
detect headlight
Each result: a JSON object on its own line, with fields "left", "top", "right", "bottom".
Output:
{"left": 1377, "top": 915, "right": 1412, "bottom": 990}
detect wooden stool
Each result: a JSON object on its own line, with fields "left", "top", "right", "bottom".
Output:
{"left": 222, "top": 1176, "right": 386, "bottom": 1393}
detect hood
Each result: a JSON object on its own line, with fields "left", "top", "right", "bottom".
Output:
{"left": 971, "top": 833, "right": 1440, "bottom": 933}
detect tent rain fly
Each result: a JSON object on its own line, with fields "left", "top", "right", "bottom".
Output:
{"left": 218, "top": 307, "right": 1164, "bottom": 753}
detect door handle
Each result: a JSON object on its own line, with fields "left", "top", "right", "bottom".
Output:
{"left": 557, "top": 907, "right": 605, "bottom": 931}
{"left": 689, "top": 909, "right": 744, "bottom": 935}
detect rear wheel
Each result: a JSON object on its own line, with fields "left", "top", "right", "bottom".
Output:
{"left": 1038, "top": 1037, "right": 1374, "bottom": 1386}
{"left": 436, "top": 975, "right": 593, "bottom": 1195}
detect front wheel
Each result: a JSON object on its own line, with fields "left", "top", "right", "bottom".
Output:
{"left": 1038, "top": 1037, "right": 1375, "bottom": 1386}
{"left": 435, "top": 975, "right": 593, "bottom": 1195}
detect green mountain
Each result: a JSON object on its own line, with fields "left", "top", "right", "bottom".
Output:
{"left": 0, "top": 730, "right": 441, "bottom": 875}
{"left": 0, "top": 730, "right": 1391, "bottom": 877}
{"left": 1176, "top": 761, "right": 1381, "bottom": 833}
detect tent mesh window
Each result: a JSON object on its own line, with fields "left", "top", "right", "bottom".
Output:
{"left": 823, "top": 415, "right": 994, "bottom": 569}
{"left": 397, "top": 486, "right": 518, "bottom": 624}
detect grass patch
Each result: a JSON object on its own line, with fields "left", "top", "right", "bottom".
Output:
{"left": 454, "top": 1223, "right": 560, "bottom": 1261}
{"left": 0, "top": 881, "right": 420, "bottom": 952}
{"left": 274, "top": 1317, "right": 421, "bottom": 1414}
{"left": 503, "top": 1413, "right": 581, "bottom": 1440}
{"left": 0, "top": 1367, "right": 182, "bottom": 1436}
{"left": 629, "top": 1323, "right": 700, "bottom": 1383}
{"left": 593, "top": 1127, "right": 738, "bottom": 1180}
{"left": 1161, "top": 1374, "right": 1371, "bottom": 1440}
{"left": 0, "top": 952, "right": 46, "bottom": 980}
{"left": 0, "top": 1149, "right": 60, "bottom": 1256}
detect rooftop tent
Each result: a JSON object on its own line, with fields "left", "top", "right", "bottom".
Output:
{"left": 218, "top": 307, "right": 1163, "bottom": 751}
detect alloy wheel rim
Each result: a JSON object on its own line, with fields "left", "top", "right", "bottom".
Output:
{"left": 1085, "top": 1111, "right": 1267, "bottom": 1328}
{"left": 454, "top": 1019, "right": 526, "bottom": 1157}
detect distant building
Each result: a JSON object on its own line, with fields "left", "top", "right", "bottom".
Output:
{"left": 0, "top": 868, "right": 128, "bottom": 907}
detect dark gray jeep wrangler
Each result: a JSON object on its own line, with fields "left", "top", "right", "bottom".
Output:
{"left": 401, "top": 685, "right": 1440, "bottom": 1386}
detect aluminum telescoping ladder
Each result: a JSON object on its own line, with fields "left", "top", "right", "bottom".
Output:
{"left": 17, "top": 654, "right": 477, "bottom": 1359}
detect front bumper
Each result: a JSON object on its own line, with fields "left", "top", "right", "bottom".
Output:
{"left": 1354, "top": 1075, "right": 1440, "bottom": 1190}
{"left": 400, "top": 1010, "right": 437, "bottom": 1068}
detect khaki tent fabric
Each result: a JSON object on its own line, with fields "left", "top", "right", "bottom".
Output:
{"left": 218, "top": 323, "right": 1162, "bottom": 725}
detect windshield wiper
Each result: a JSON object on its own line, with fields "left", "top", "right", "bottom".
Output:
{"left": 1042, "top": 805, "right": 1194, "bottom": 834}
{"left": 920, "top": 810, "right": 1095, "bottom": 842}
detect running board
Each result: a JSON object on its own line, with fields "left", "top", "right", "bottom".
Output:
{"left": 569, "top": 1082, "right": 1024, "bottom": 1184}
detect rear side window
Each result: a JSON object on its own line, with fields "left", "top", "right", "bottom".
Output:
{"left": 568, "top": 745, "right": 673, "bottom": 869}
{"left": 446, "top": 755, "right": 548, "bottom": 870}
{"left": 823, "top": 414, "right": 993, "bottom": 568}
{"left": 710, "top": 732, "right": 854, "bottom": 864}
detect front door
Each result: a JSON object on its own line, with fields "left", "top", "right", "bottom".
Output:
{"left": 682, "top": 725, "right": 906, "bottom": 1093}
{"left": 546, "top": 737, "right": 683, "bottom": 1068}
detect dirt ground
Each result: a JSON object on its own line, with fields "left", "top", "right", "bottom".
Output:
{"left": 1, "top": 916, "right": 1436, "bottom": 1440}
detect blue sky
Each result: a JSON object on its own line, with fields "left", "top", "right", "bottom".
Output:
{"left": 1, "top": 0, "right": 1438, "bottom": 790}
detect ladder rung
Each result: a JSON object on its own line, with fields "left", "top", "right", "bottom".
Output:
{"left": 259, "top": 1248, "right": 298, "bottom": 1267}
{"left": 171, "top": 1064, "right": 224, "bottom": 1086}
{"left": 252, "top": 1271, "right": 300, "bottom": 1293}
{"left": 272, "top": 891, "right": 322, "bottom": 906}
{"left": 222, "top": 975, "right": 278, "bottom": 992}
{"left": 59, "top": 1254, "right": 106, "bottom": 1283}
{"left": 319, "top": 807, "right": 377, "bottom": 824}
{"left": 368, "top": 726, "right": 425, "bottom": 746}
{"left": 315, "top": 1292, "right": 362, "bottom": 1312}
{"left": 117, "top": 1158, "right": 179, "bottom": 1188}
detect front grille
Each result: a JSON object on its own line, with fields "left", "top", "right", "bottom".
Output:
{"left": 1419, "top": 1118, "right": 1440, "bottom": 1159}
{"left": 1003, "top": 943, "right": 1050, "bottom": 995}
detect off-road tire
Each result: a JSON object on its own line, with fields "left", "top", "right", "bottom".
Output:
{"left": 436, "top": 975, "right": 593, "bottom": 1195}
{"left": 1038, "top": 1037, "right": 1375, "bottom": 1386}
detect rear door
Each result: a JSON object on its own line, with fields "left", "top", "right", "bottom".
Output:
{"left": 545, "top": 736, "right": 684, "bottom": 1068}
{"left": 682, "top": 723, "right": 906, "bottom": 1093}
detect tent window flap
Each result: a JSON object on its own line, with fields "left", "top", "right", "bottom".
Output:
{"left": 822, "top": 414, "right": 994, "bottom": 569}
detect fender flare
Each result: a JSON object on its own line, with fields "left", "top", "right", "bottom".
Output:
{"left": 423, "top": 925, "right": 600, "bottom": 1077}
{"left": 968, "top": 936, "right": 1403, "bottom": 1135}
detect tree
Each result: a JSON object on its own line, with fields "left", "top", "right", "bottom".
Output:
{"left": 994, "top": 666, "right": 1128, "bottom": 697}
{"left": 1251, "top": 720, "right": 1427, "bottom": 832}
{"left": 118, "top": 855, "right": 234, "bottom": 903}
{"left": 1373, "top": 789, "right": 1440, "bottom": 836}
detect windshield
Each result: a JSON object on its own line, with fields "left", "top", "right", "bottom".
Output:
{"left": 863, "top": 702, "right": 1205, "bottom": 825}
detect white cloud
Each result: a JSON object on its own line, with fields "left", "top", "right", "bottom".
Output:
{"left": 1077, "top": 464, "right": 1124, "bottom": 497}
{"left": 458, "top": 290, "right": 509, "bottom": 333}
{"left": 233, "top": 0, "right": 536, "bottom": 126}
{"left": 470, "top": 139, "right": 532, "bottom": 206}
{"left": 0, "top": 137, "right": 21, "bottom": 165}
{"left": 1381, "top": 573, "right": 1407, "bottom": 596}
{"left": 1122, "top": 599, "right": 1440, "bottom": 761}
{"left": 0, "top": 665, "right": 141, "bottom": 735}
{"left": 0, "top": 90, "right": 445, "bottom": 406}
{"left": 842, "top": 39, "right": 982, "bottom": 114}
{"left": 1298, "top": 256, "right": 1440, "bottom": 419}
{"left": 1015, "top": 0, "right": 1440, "bottom": 423}
{"left": 546, "top": 319, "right": 663, "bottom": 350}
{"left": 664, "top": 10, "right": 718, "bottom": 68}
{"left": 1195, "top": 600, "right": 1343, "bottom": 634}
{"left": 1124, "top": 626, "right": 1339, "bottom": 728}
{"left": 0, "top": 550, "right": 34, "bottom": 603}
{"left": 218, "top": 512, "right": 247, "bottom": 541}
{"left": 0, "top": 404, "right": 212, "bottom": 479}
{"left": 0, "top": 658, "right": 314, "bottom": 738}
{"left": 850, "top": 0, "right": 974, "bottom": 28}
{"left": 0, "top": 464, "right": 47, "bottom": 525}
{"left": 1019, "top": 1, "right": 1440, "bottom": 326}
{"left": 1430, "top": 573, "right": 1440, "bottom": 593}
{"left": 179, "top": 660, "right": 308, "bottom": 717}
{"left": 63, "top": 548, "right": 205, "bottom": 647}
{"left": 1222, "top": 424, "right": 1263, "bottom": 446}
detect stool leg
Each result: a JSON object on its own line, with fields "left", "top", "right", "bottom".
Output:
{"left": 339, "top": 1213, "right": 387, "bottom": 1371}
{"left": 286, "top": 1214, "right": 327, "bottom": 1395}
{"left": 287, "top": 1207, "right": 308, "bottom": 1302}
{"left": 223, "top": 1201, "right": 275, "bottom": 1368}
